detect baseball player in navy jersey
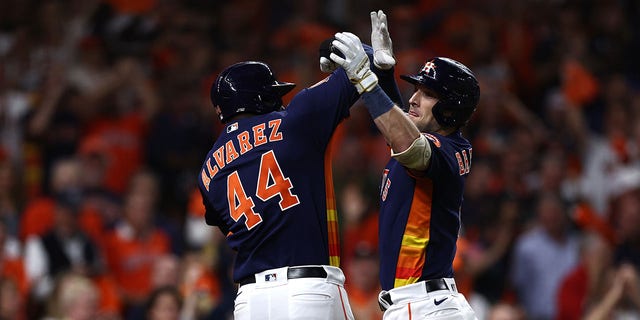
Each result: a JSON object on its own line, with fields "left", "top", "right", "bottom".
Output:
{"left": 326, "top": 11, "right": 479, "bottom": 319}
{"left": 198, "top": 41, "right": 401, "bottom": 318}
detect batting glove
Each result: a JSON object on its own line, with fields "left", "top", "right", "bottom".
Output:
{"left": 370, "top": 10, "right": 396, "bottom": 70}
{"left": 330, "top": 32, "right": 378, "bottom": 94}
{"left": 320, "top": 57, "right": 338, "bottom": 73}
{"left": 319, "top": 38, "right": 339, "bottom": 73}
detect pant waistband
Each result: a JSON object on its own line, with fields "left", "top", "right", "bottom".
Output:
{"left": 378, "top": 278, "right": 458, "bottom": 311}
{"left": 239, "top": 266, "right": 342, "bottom": 287}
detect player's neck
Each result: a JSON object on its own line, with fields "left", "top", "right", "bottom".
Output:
{"left": 433, "top": 127, "right": 457, "bottom": 136}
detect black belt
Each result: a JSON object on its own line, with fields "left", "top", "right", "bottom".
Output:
{"left": 378, "top": 278, "right": 450, "bottom": 311}
{"left": 239, "top": 266, "right": 328, "bottom": 286}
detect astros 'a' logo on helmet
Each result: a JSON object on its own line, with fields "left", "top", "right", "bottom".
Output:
{"left": 420, "top": 61, "right": 437, "bottom": 80}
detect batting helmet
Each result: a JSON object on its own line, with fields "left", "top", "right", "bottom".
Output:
{"left": 211, "top": 61, "right": 296, "bottom": 123}
{"left": 400, "top": 57, "right": 480, "bottom": 127}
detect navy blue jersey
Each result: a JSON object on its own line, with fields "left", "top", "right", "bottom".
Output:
{"left": 378, "top": 131, "right": 472, "bottom": 290}
{"left": 198, "top": 70, "right": 359, "bottom": 282}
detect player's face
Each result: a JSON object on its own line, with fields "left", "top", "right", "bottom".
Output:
{"left": 407, "top": 85, "right": 440, "bottom": 132}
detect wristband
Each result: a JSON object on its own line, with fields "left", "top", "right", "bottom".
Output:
{"left": 362, "top": 85, "right": 395, "bottom": 119}
{"left": 355, "top": 70, "right": 379, "bottom": 94}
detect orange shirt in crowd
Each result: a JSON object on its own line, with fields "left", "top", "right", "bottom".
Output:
{"left": 181, "top": 264, "right": 222, "bottom": 310}
{"left": 452, "top": 236, "right": 473, "bottom": 297}
{"left": 19, "top": 198, "right": 55, "bottom": 241}
{"left": 93, "top": 273, "right": 123, "bottom": 316}
{"left": 104, "top": 226, "right": 170, "bottom": 303}
{"left": 80, "top": 112, "right": 147, "bottom": 195}
{"left": 562, "top": 59, "right": 599, "bottom": 107}
{"left": 0, "top": 258, "right": 28, "bottom": 299}
{"left": 348, "top": 285, "right": 383, "bottom": 320}
{"left": 342, "top": 212, "right": 379, "bottom": 268}
{"left": 19, "top": 197, "right": 105, "bottom": 247}
{"left": 572, "top": 203, "right": 616, "bottom": 245}
{"left": 187, "top": 188, "right": 205, "bottom": 219}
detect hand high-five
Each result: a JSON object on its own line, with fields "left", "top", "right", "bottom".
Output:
{"left": 319, "top": 38, "right": 339, "bottom": 73}
{"left": 371, "top": 10, "right": 396, "bottom": 70}
{"left": 330, "top": 32, "right": 378, "bottom": 94}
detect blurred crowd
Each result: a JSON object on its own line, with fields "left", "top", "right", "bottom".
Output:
{"left": 0, "top": 0, "right": 640, "bottom": 319}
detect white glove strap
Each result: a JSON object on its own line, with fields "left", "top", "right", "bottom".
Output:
{"left": 353, "top": 70, "right": 378, "bottom": 94}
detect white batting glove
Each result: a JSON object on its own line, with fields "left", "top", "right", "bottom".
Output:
{"left": 319, "top": 57, "right": 338, "bottom": 73}
{"left": 319, "top": 38, "right": 339, "bottom": 73}
{"left": 370, "top": 10, "right": 396, "bottom": 70}
{"left": 330, "top": 32, "right": 378, "bottom": 94}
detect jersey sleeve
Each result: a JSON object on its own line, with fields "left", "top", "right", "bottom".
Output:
{"left": 199, "top": 183, "right": 228, "bottom": 234}
{"left": 284, "top": 67, "right": 359, "bottom": 147}
{"left": 422, "top": 133, "right": 451, "bottom": 179}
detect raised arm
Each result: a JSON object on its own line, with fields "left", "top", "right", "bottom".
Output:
{"left": 330, "top": 32, "right": 429, "bottom": 170}
{"left": 369, "top": 10, "right": 404, "bottom": 110}
{"left": 318, "top": 11, "right": 403, "bottom": 109}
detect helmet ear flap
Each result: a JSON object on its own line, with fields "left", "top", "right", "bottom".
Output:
{"left": 256, "top": 93, "right": 281, "bottom": 110}
{"left": 432, "top": 103, "right": 442, "bottom": 124}
{"left": 432, "top": 102, "right": 476, "bottom": 128}
{"left": 432, "top": 102, "right": 456, "bottom": 127}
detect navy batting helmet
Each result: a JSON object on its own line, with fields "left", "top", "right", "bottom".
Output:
{"left": 211, "top": 61, "right": 296, "bottom": 123}
{"left": 400, "top": 57, "right": 480, "bottom": 127}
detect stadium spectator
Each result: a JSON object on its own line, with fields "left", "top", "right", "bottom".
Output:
{"left": 43, "top": 273, "right": 103, "bottom": 320}
{"left": 24, "top": 192, "right": 103, "bottom": 307}
{"left": 510, "top": 192, "right": 580, "bottom": 319}
{"left": 103, "top": 170, "right": 171, "bottom": 319}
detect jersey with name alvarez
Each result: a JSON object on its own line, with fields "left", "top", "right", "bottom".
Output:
{"left": 198, "top": 70, "right": 358, "bottom": 283}
{"left": 378, "top": 131, "right": 472, "bottom": 290}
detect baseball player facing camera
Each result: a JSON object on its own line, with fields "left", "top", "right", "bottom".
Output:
{"left": 198, "top": 32, "right": 402, "bottom": 318}
{"left": 325, "top": 10, "right": 479, "bottom": 320}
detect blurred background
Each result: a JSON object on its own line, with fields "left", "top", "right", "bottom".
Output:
{"left": 1, "top": 0, "right": 640, "bottom": 319}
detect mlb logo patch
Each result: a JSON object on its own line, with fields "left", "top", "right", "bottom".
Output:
{"left": 227, "top": 122, "right": 239, "bottom": 133}
{"left": 265, "top": 273, "right": 278, "bottom": 282}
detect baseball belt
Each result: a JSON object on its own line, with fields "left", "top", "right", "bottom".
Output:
{"left": 378, "top": 278, "right": 451, "bottom": 311}
{"left": 239, "top": 266, "right": 328, "bottom": 286}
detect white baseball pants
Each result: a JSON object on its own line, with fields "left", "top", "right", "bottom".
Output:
{"left": 379, "top": 278, "right": 477, "bottom": 320}
{"left": 234, "top": 265, "right": 355, "bottom": 320}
